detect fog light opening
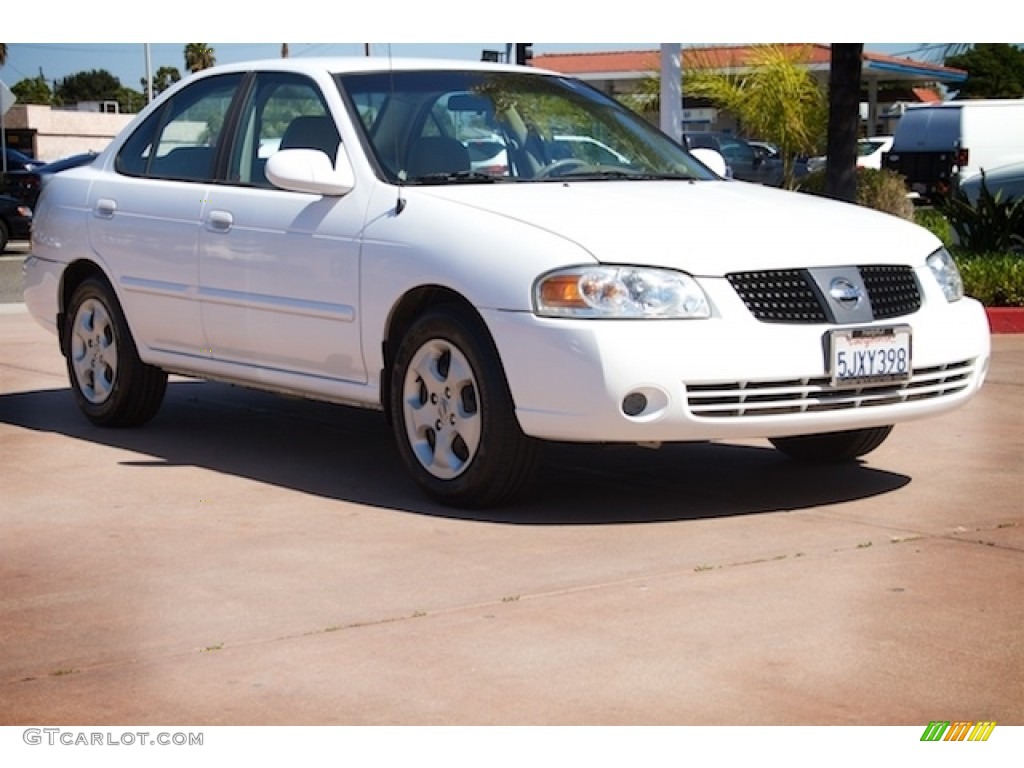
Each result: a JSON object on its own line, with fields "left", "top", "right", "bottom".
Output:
{"left": 622, "top": 392, "right": 648, "bottom": 417}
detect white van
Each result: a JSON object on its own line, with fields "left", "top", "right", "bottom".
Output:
{"left": 883, "top": 99, "right": 1024, "bottom": 200}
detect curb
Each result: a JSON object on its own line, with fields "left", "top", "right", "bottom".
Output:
{"left": 986, "top": 308, "right": 1024, "bottom": 334}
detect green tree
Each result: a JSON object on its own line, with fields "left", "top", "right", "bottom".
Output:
{"left": 0, "top": 43, "right": 7, "bottom": 67}
{"left": 117, "top": 87, "right": 145, "bottom": 114}
{"left": 945, "top": 43, "right": 1024, "bottom": 99}
{"left": 142, "top": 66, "right": 182, "bottom": 96}
{"left": 684, "top": 45, "right": 827, "bottom": 189}
{"left": 184, "top": 44, "right": 216, "bottom": 73}
{"left": 12, "top": 71, "right": 53, "bottom": 105}
{"left": 54, "top": 69, "right": 123, "bottom": 106}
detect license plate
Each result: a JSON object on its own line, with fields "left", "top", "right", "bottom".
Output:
{"left": 829, "top": 326, "right": 912, "bottom": 387}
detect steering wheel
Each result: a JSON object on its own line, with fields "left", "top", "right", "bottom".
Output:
{"left": 535, "top": 158, "right": 591, "bottom": 179}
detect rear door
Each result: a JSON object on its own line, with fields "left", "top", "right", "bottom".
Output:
{"left": 88, "top": 73, "right": 243, "bottom": 358}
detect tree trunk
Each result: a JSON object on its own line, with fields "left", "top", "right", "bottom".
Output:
{"left": 825, "top": 44, "right": 863, "bottom": 203}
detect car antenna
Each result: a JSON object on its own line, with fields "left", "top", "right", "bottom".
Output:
{"left": 388, "top": 44, "right": 407, "bottom": 215}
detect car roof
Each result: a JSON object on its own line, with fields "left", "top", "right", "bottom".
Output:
{"left": 180, "top": 57, "right": 559, "bottom": 78}
{"left": 961, "top": 160, "right": 1024, "bottom": 186}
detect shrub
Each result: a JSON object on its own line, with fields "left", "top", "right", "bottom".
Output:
{"left": 955, "top": 251, "right": 1024, "bottom": 307}
{"left": 914, "top": 207, "right": 955, "bottom": 247}
{"left": 796, "top": 167, "right": 915, "bottom": 220}
{"left": 935, "top": 172, "right": 1024, "bottom": 254}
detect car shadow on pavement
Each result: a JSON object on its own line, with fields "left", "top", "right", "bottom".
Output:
{"left": 0, "top": 380, "right": 910, "bottom": 525}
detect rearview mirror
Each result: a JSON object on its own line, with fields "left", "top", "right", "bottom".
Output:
{"left": 447, "top": 93, "right": 492, "bottom": 113}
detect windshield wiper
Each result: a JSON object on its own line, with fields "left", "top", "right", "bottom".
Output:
{"left": 538, "top": 169, "right": 699, "bottom": 182}
{"left": 406, "top": 171, "right": 507, "bottom": 185}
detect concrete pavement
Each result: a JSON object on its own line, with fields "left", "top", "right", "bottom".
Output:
{"left": 0, "top": 304, "right": 1021, "bottom": 725}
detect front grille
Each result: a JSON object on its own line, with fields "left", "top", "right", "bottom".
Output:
{"left": 725, "top": 270, "right": 828, "bottom": 323}
{"left": 860, "top": 265, "right": 922, "bottom": 318}
{"left": 686, "top": 359, "right": 976, "bottom": 418}
{"left": 727, "top": 266, "right": 921, "bottom": 324}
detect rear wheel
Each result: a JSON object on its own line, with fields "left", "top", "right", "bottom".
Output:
{"left": 769, "top": 426, "right": 893, "bottom": 463}
{"left": 389, "top": 305, "right": 539, "bottom": 507}
{"left": 64, "top": 277, "right": 167, "bottom": 426}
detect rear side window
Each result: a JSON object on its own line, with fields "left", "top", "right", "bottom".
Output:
{"left": 116, "top": 73, "right": 243, "bottom": 182}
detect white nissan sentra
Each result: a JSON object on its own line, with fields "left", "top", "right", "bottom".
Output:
{"left": 24, "top": 58, "right": 991, "bottom": 507}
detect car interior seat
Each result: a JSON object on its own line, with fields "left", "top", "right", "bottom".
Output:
{"left": 279, "top": 115, "right": 341, "bottom": 163}
{"left": 406, "top": 136, "right": 471, "bottom": 179}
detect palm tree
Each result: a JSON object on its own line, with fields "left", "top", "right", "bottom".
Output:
{"left": 0, "top": 43, "right": 8, "bottom": 67}
{"left": 184, "top": 44, "right": 216, "bottom": 73}
{"left": 682, "top": 45, "right": 827, "bottom": 189}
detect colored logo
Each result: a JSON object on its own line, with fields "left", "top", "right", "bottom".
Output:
{"left": 920, "top": 721, "right": 996, "bottom": 741}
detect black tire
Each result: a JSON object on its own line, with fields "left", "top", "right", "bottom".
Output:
{"left": 388, "top": 305, "right": 539, "bottom": 508}
{"left": 63, "top": 276, "right": 168, "bottom": 427}
{"left": 0, "top": 220, "right": 9, "bottom": 253}
{"left": 769, "top": 426, "right": 894, "bottom": 463}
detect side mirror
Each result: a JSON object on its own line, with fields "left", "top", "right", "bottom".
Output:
{"left": 266, "top": 148, "right": 354, "bottom": 196}
{"left": 690, "top": 148, "right": 729, "bottom": 178}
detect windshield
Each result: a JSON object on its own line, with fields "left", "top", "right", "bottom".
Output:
{"left": 857, "top": 140, "right": 886, "bottom": 156}
{"left": 336, "top": 69, "right": 715, "bottom": 184}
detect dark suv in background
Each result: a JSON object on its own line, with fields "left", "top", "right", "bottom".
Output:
{"left": 683, "top": 131, "right": 782, "bottom": 185}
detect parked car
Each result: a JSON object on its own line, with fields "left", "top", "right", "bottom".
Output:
{"left": 2, "top": 147, "right": 46, "bottom": 173}
{"left": 23, "top": 58, "right": 991, "bottom": 507}
{"left": 462, "top": 135, "right": 508, "bottom": 176}
{"left": 0, "top": 194, "right": 33, "bottom": 252}
{"left": 806, "top": 137, "right": 894, "bottom": 174}
{"left": 2, "top": 151, "right": 99, "bottom": 208}
{"left": 856, "top": 136, "right": 894, "bottom": 170}
{"left": 682, "top": 132, "right": 782, "bottom": 185}
{"left": 883, "top": 100, "right": 1024, "bottom": 201}
{"left": 959, "top": 161, "right": 1024, "bottom": 252}
{"left": 959, "top": 160, "right": 1024, "bottom": 205}
{"left": 550, "top": 135, "right": 630, "bottom": 166}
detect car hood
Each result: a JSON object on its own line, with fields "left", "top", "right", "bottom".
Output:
{"left": 413, "top": 180, "right": 938, "bottom": 274}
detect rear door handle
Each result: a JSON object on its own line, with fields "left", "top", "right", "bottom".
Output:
{"left": 95, "top": 198, "right": 117, "bottom": 218}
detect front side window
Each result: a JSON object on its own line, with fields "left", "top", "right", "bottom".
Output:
{"left": 228, "top": 73, "right": 339, "bottom": 187}
{"left": 337, "top": 70, "right": 715, "bottom": 184}
{"left": 116, "top": 73, "right": 243, "bottom": 182}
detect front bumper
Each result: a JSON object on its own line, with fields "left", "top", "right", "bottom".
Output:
{"left": 485, "top": 280, "right": 991, "bottom": 444}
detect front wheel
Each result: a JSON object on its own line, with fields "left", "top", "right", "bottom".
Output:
{"left": 769, "top": 426, "right": 893, "bottom": 463}
{"left": 64, "top": 277, "right": 168, "bottom": 427}
{"left": 389, "top": 306, "right": 539, "bottom": 508}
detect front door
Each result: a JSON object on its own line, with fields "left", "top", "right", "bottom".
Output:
{"left": 197, "top": 72, "right": 365, "bottom": 387}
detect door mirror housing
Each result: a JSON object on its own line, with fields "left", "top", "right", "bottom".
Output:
{"left": 266, "top": 148, "right": 354, "bottom": 196}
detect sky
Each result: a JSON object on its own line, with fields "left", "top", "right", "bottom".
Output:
{"left": 0, "top": 0, "right": 1004, "bottom": 93}
{"left": 0, "top": 42, "right": 955, "bottom": 95}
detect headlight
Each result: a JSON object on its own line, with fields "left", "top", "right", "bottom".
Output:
{"left": 926, "top": 247, "right": 964, "bottom": 302}
{"left": 534, "top": 266, "right": 710, "bottom": 319}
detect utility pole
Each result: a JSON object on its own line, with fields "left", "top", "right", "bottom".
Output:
{"left": 144, "top": 44, "right": 153, "bottom": 104}
{"left": 659, "top": 44, "right": 682, "bottom": 142}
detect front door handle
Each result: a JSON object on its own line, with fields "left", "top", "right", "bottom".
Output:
{"left": 206, "top": 210, "right": 233, "bottom": 232}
